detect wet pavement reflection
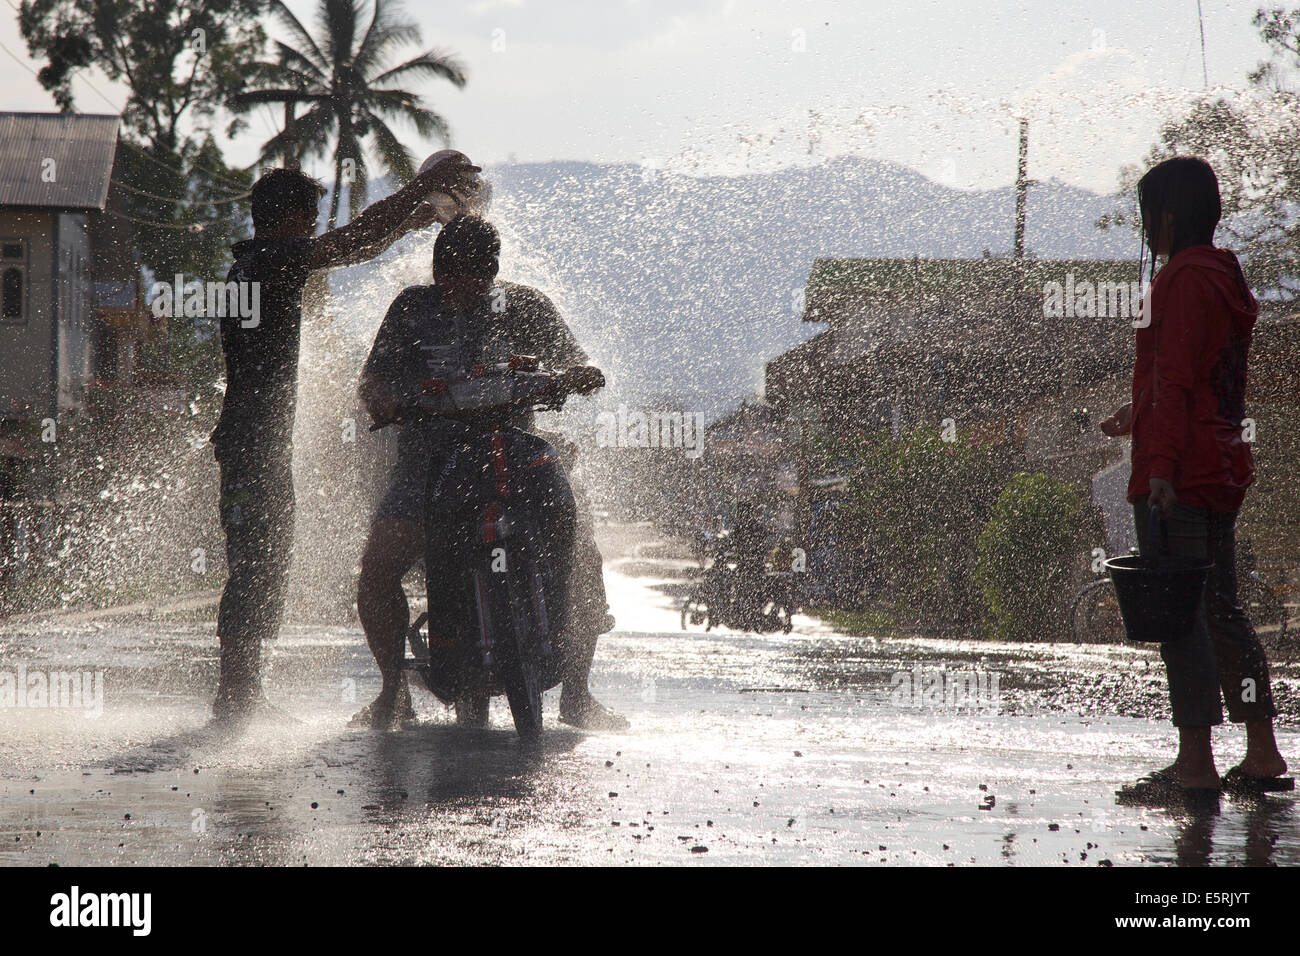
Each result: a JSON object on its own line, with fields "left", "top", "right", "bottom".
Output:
{"left": 0, "top": 529, "right": 1295, "bottom": 866}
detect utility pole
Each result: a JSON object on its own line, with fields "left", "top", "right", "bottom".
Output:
{"left": 1013, "top": 117, "right": 1029, "bottom": 258}
{"left": 1197, "top": 0, "right": 1209, "bottom": 89}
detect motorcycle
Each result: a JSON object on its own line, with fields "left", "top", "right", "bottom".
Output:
{"left": 680, "top": 547, "right": 799, "bottom": 634}
{"left": 371, "top": 356, "right": 604, "bottom": 738}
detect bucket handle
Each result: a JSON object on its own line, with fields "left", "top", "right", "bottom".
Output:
{"left": 1147, "top": 502, "right": 1170, "bottom": 566}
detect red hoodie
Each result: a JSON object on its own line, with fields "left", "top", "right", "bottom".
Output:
{"left": 1127, "top": 245, "right": 1257, "bottom": 512}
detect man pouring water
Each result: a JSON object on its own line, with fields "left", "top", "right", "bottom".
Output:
{"left": 210, "top": 151, "right": 480, "bottom": 723}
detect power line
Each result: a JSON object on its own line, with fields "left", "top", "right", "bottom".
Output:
{"left": 1196, "top": 0, "right": 1210, "bottom": 89}
{"left": 0, "top": 35, "right": 124, "bottom": 114}
{"left": 117, "top": 139, "right": 250, "bottom": 193}
{"left": 110, "top": 176, "right": 250, "bottom": 205}
{"left": 103, "top": 207, "right": 240, "bottom": 232}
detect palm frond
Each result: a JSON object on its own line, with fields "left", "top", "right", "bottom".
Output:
{"left": 354, "top": 0, "right": 423, "bottom": 74}
{"left": 363, "top": 111, "right": 417, "bottom": 183}
{"left": 363, "top": 91, "right": 448, "bottom": 143}
{"left": 269, "top": 0, "right": 329, "bottom": 75}
{"left": 321, "top": 0, "right": 364, "bottom": 70}
{"left": 288, "top": 103, "right": 338, "bottom": 163}
{"left": 273, "top": 40, "right": 328, "bottom": 84}
{"left": 370, "top": 49, "right": 467, "bottom": 89}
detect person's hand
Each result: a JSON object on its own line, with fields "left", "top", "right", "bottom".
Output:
{"left": 1100, "top": 402, "right": 1132, "bottom": 437}
{"left": 560, "top": 365, "right": 605, "bottom": 395}
{"left": 362, "top": 380, "right": 400, "bottom": 425}
{"left": 414, "top": 152, "right": 480, "bottom": 204}
{"left": 1149, "top": 477, "right": 1177, "bottom": 516}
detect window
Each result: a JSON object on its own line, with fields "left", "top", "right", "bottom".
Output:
{"left": 2, "top": 268, "right": 22, "bottom": 320}
{"left": 1, "top": 240, "right": 25, "bottom": 322}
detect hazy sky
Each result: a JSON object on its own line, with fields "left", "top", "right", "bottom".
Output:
{"left": 0, "top": 1, "right": 1281, "bottom": 193}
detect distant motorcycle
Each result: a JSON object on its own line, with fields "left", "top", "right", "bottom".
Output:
{"left": 680, "top": 549, "right": 799, "bottom": 634}
{"left": 372, "top": 357, "right": 603, "bottom": 737}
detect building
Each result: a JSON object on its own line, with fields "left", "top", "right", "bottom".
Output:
{"left": 1, "top": 112, "right": 154, "bottom": 591}
{"left": 767, "top": 255, "right": 1300, "bottom": 571}
{"left": 0, "top": 112, "right": 152, "bottom": 424}
{"left": 766, "top": 256, "right": 1139, "bottom": 434}
{"left": 764, "top": 256, "right": 1140, "bottom": 582}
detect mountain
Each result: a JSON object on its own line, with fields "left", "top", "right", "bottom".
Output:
{"left": 330, "top": 155, "right": 1136, "bottom": 420}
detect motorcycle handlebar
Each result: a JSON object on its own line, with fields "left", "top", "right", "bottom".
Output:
{"left": 368, "top": 364, "right": 604, "bottom": 432}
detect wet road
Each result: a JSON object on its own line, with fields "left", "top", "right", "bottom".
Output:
{"left": 1, "top": 525, "right": 1297, "bottom": 866}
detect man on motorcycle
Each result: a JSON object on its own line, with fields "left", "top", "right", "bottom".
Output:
{"left": 725, "top": 500, "right": 773, "bottom": 629}
{"left": 354, "top": 214, "right": 628, "bottom": 731}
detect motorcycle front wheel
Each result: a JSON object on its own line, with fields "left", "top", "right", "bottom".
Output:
{"left": 681, "top": 589, "right": 710, "bottom": 631}
{"left": 498, "top": 561, "right": 546, "bottom": 739}
{"left": 498, "top": 633, "right": 543, "bottom": 738}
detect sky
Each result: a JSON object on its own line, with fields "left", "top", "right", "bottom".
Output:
{"left": 0, "top": 0, "right": 1283, "bottom": 193}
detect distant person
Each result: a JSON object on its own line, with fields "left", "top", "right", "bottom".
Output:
{"left": 725, "top": 500, "right": 771, "bottom": 625}
{"left": 211, "top": 154, "right": 479, "bottom": 723}
{"left": 354, "top": 214, "right": 626, "bottom": 731}
{"left": 1101, "top": 156, "right": 1291, "bottom": 803}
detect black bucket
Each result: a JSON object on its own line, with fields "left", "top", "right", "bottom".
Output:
{"left": 1104, "top": 509, "right": 1212, "bottom": 644}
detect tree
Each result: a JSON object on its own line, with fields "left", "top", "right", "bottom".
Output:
{"left": 839, "top": 427, "right": 1015, "bottom": 635}
{"left": 1100, "top": 7, "right": 1300, "bottom": 301}
{"left": 238, "top": 0, "right": 467, "bottom": 227}
{"left": 19, "top": 0, "right": 261, "bottom": 296}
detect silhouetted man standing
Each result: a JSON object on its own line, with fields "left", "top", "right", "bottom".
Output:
{"left": 211, "top": 154, "right": 478, "bottom": 722}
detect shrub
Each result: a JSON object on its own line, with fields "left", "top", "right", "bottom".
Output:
{"left": 975, "top": 471, "right": 1088, "bottom": 641}
{"left": 841, "top": 427, "right": 1014, "bottom": 636}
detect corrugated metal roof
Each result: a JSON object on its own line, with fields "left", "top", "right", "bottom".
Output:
{"left": 0, "top": 112, "right": 120, "bottom": 210}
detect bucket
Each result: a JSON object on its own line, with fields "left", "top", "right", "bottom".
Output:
{"left": 1103, "top": 508, "right": 1212, "bottom": 643}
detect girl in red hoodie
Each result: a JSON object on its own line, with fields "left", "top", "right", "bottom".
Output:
{"left": 1101, "top": 156, "right": 1290, "bottom": 804}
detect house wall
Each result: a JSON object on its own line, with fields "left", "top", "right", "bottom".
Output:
{"left": 0, "top": 210, "right": 55, "bottom": 417}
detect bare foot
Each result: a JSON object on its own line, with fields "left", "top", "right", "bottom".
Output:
{"left": 1234, "top": 754, "right": 1288, "bottom": 779}
{"left": 350, "top": 688, "right": 415, "bottom": 730}
{"left": 1159, "top": 761, "right": 1222, "bottom": 790}
{"left": 559, "top": 694, "right": 629, "bottom": 731}
{"left": 212, "top": 689, "right": 297, "bottom": 727}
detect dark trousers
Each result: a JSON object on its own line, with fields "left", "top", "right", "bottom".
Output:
{"left": 1133, "top": 496, "right": 1276, "bottom": 727}
{"left": 560, "top": 475, "right": 610, "bottom": 683}
{"left": 533, "top": 430, "right": 611, "bottom": 679}
{"left": 215, "top": 445, "right": 296, "bottom": 696}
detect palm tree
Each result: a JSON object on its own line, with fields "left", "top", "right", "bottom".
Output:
{"left": 248, "top": 0, "right": 467, "bottom": 226}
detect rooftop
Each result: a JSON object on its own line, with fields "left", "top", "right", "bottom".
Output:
{"left": 803, "top": 256, "right": 1139, "bottom": 323}
{"left": 0, "top": 112, "right": 121, "bottom": 211}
